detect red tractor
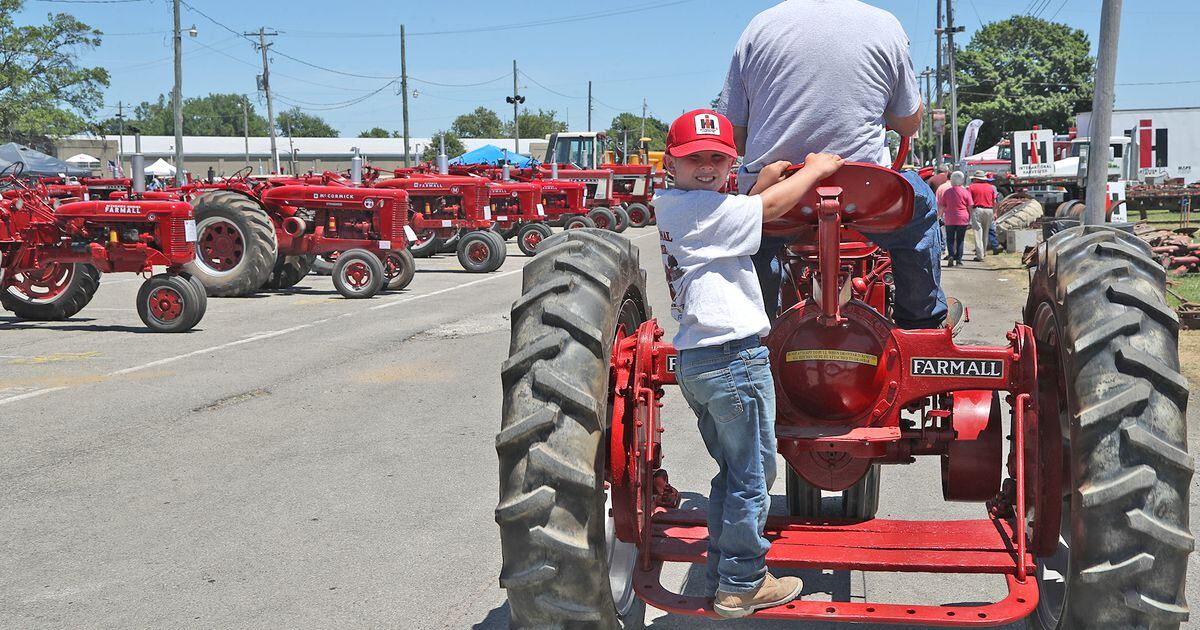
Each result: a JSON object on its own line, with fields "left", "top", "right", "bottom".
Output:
{"left": 1, "top": 163, "right": 206, "bottom": 332}
{"left": 536, "top": 164, "right": 627, "bottom": 232}
{"left": 373, "top": 173, "right": 506, "bottom": 273}
{"left": 603, "top": 162, "right": 656, "bottom": 228}
{"left": 182, "top": 169, "right": 415, "bottom": 299}
{"left": 497, "top": 143, "right": 1191, "bottom": 627}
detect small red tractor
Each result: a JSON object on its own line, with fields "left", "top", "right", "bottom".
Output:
{"left": 536, "top": 164, "right": 627, "bottom": 232}
{"left": 182, "top": 169, "right": 415, "bottom": 299}
{"left": 497, "top": 140, "right": 1192, "bottom": 627}
{"left": 373, "top": 173, "right": 506, "bottom": 273}
{"left": 1, "top": 162, "right": 206, "bottom": 332}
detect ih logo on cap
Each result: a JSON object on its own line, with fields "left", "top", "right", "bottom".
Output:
{"left": 695, "top": 113, "right": 720, "bottom": 136}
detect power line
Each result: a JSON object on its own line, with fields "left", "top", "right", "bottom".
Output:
{"left": 408, "top": 73, "right": 510, "bottom": 88}
{"left": 274, "top": 81, "right": 397, "bottom": 111}
{"left": 269, "top": 48, "right": 398, "bottom": 80}
{"left": 1049, "top": 0, "right": 1071, "bottom": 20}
{"left": 519, "top": 70, "right": 585, "bottom": 100}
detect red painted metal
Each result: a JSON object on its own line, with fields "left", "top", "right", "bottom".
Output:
{"left": 147, "top": 287, "right": 184, "bottom": 321}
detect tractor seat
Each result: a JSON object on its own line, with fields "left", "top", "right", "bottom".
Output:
{"left": 764, "top": 163, "right": 914, "bottom": 239}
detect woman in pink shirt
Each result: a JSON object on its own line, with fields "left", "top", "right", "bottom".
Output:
{"left": 939, "top": 171, "right": 972, "bottom": 266}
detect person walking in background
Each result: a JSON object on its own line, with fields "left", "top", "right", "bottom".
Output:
{"left": 967, "top": 170, "right": 996, "bottom": 261}
{"left": 940, "top": 171, "right": 972, "bottom": 266}
{"left": 933, "top": 167, "right": 953, "bottom": 259}
{"left": 986, "top": 172, "right": 1003, "bottom": 254}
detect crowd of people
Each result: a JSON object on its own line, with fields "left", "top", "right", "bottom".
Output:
{"left": 928, "top": 166, "right": 1005, "bottom": 266}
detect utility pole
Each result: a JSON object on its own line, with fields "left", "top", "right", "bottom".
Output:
{"left": 286, "top": 118, "right": 296, "bottom": 175}
{"left": 400, "top": 24, "right": 411, "bottom": 167}
{"left": 946, "top": 0, "right": 963, "bottom": 163}
{"left": 247, "top": 27, "right": 280, "bottom": 174}
{"left": 919, "top": 68, "right": 934, "bottom": 165}
{"left": 242, "top": 95, "right": 250, "bottom": 166}
{"left": 116, "top": 101, "right": 125, "bottom": 176}
{"left": 587, "top": 81, "right": 593, "bottom": 131}
{"left": 505, "top": 60, "right": 525, "bottom": 154}
{"left": 641, "top": 98, "right": 647, "bottom": 140}
{"left": 172, "top": 0, "right": 185, "bottom": 185}
{"left": 1084, "top": 0, "right": 1123, "bottom": 226}
{"left": 935, "top": 0, "right": 945, "bottom": 166}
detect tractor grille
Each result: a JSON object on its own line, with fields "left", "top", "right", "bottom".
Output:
{"left": 169, "top": 216, "right": 190, "bottom": 258}
{"left": 391, "top": 196, "right": 408, "bottom": 242}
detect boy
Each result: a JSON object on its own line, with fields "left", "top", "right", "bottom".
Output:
{"left": 652, "top": 109, "right": 843, "bottom": 619}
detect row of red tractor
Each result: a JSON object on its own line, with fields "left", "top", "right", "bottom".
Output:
{"left": 0, "top": 159, "right": 660, "bottom": 333}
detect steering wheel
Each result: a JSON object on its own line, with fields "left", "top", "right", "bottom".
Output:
{"left": 231, "top": 165, "right": 253, "bottom": 181}
{"left": 0, "top": 160, "right": 26, "bottom": 180}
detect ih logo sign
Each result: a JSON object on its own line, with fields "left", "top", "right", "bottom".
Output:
{"left": 1022, "top": 131, "right": 1049, "bottom": 165}
{"left": 1139, "top": 119, "right": 1169, "bottom": 169}
{"left": 695, "top": 113, "right": 721, "bottom": 136}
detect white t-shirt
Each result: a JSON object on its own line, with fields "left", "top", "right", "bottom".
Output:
{"left": 651, "top": 189, "right": 771, "bottom": 350}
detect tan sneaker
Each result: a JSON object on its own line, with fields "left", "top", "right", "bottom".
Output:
{"left": 713, "top": 573, "right": 803, "bottom": 619}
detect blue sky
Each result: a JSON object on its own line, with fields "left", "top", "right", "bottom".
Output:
{"left": 16, "top": 0, "right": 1200, "bottom": 137}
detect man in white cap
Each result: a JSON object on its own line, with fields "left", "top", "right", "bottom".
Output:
{"left": 967, "top": 170, "right": 996, "bottom": 261}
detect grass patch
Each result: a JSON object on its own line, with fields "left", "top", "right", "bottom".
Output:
{"left": 1166, "top": 273, "right": 1200, "bottom": 307}
{"left": 1139, "top": 207, "right": 1195, "bottom": 226}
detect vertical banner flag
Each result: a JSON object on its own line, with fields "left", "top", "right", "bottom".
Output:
{"left": 960, "top": 119, "right": 984, "bottom": 163}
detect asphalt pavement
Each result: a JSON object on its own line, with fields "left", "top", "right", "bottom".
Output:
{"left": 1, "top": 226, "right": 1196, "bottom": 629}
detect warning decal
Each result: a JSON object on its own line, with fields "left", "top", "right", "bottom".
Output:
{"left": 785, "top": 349, "right": 879, "bottom": 366}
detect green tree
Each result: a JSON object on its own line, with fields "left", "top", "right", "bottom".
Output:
{"left": 0, "top": 0, "right": 109, "bottom": 149}
{"left": 956, "top": 16, "right": 1094, "bottom": 148}
{"left": 502, "top": 108, "right": 566, "bottom": 140}
{"left": 358, "top": 126, "right": 392, "bottom": 138}
{"left": 276, "top": 107, "right": 338, "bottom": 137}
{"left": 606, "top": 112, "right": 669, "bottom": 155}
{"left": 451, "top": 106, "right": 504, "bottom": 138}
{"left": 420, "top": 131, "right": 466, "bottom": 163}
{"left": 100, "top": 93, "right": 269, "bottom": 136}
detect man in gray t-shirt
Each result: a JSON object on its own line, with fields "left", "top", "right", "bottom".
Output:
{"left": 718, "top": 0, "right": 947, "bottom": 330}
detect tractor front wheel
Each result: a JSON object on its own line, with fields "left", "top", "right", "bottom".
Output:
{"left": 457, "top": 230, "right": 505, "bottom": 273}
{"left": 311, "top": 252, "right": 337, "bottom": 276}
{"left": 588, "top": 206, "right": 617, "bottom": 231}
{"left": 332, "top": 249, "right": 385, "bottom": 299}
{"left": 516, "top": 222, "right": 552, "bottom": 257}
{"left": 611, "top": 206, "right": 630, "bottom": 233}
{"left": 137, "top": 273, "right": 203, "bottom": 332}
{"left": 383, "top": 249, "right": 416, "bottom": 291}
{"left": 1025, "top": 226, "right": 1192, "bottom": 629}
{"left": 408, "top": 229, "right": 443, "bottom": 258}
{"left": 497, "top": 228, "right": 649, "bottom": 628}
{"left": 563, "top": 214, "right": 596, "bottom": 230}
{"left": 784, "top": 464, "right": 880, "bottom": 520}
{"left": 625, "top": 203, "right": 651, "bottom": 228}
{"left": 1, "top": 263, "right": 100, "bottom": 321}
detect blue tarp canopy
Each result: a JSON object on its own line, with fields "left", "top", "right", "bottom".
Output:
{"left": 449, "top": 144, "right": 533, "bottom": 167}
{"left": 0, "top": 142, "right": 90, "bottom": 177}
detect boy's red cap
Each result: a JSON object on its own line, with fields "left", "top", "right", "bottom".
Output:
{"left": 666, "top": 109, "right": 738, "bottom": 158}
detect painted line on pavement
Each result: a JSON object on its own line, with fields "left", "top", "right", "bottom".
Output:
{"left": 0, "top": 230, "right": 660, "bottom": 406}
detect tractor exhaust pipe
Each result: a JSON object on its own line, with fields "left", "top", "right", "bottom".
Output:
{"left": 131, "top": 132, "right": 145, "bottom": 193}
{"left": 551, "top": 162, "right": 558, "bottom": 179}
{"left": 437, "top": 135, "right": 448, "bottom": 175}
{"left": 502, "top": 163, "right": 511, "bottom": 181}
{"left": 350, "top": 147, "right": 363, "bottom": 185}
{"left": 282, "top": 216, "right": 306, "bottom": 237}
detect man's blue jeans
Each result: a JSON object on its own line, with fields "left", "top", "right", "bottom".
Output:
{"left": 676, "top": 336, "right": 776, "bottom": 596}
{"left": 752, "top": 170, "right": 947, "bottom": 330}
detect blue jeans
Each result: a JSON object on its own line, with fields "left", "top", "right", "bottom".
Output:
{"left": 676, "top": 336, "right": 777, "bottom": 596}
{"left": 752, "top": 170, "right": 947, "bottom": 330}
{"left": 988, "top": 222, "right": 1000, "bottom": 250}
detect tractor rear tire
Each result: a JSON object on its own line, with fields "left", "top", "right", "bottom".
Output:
{"left": 589, "top": 207, "right": 617, "bottom": 231}
{"left": 1025, "top": 225, "right": 1192, "bottom": 629}
{"left": 178, "top": 271, "right": 208, "bottom": 330}
{"left": 137, "top": 273, "right": 203, "bottom": 332}
{"left": 409, "top": 230, "right": 443, "bottom": 258}
{"left": 625, "top": 203, "right": 651, "bottom": 228}
{"left": 517, "top": 222, "right": 553, "bottom": 257}
{"left": 311, "top": 253, "right": 337, "bottom": 276}
{"left": 439, "top": 230, "right": 464, "bottom": 254}
{"left": 384, "top": 249, "right": 416, "bottom": 291}
{"left": 611, "top": 206, "right": 630, "bottom": 233}
{"left": 995, "top": 196, "right": 1044, "bottom": 245}
{"left": 263, "top": 254, "right": 314, "bottom": 291}
{"left": 184, "top": 190, "right": 277, "bottom": 297}
{"left": 563, "top": 215, "right": 596, "bottom": 230}
{"left": 332, "top": 249, "right": 385, "bottom": 299}
{"left": 784, "top": 465, "right": 880, "bottom": 520}
{"left": 497, "top": 228, "right": 650, "bottom": 629}
{"left": 1, "top": 263, "right": 100, "bottom": 321}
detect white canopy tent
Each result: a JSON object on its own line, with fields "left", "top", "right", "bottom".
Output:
{"left": 64, "top": 153, "right": 101, "bottom": 169}
{"left": 143, "top": 158, "right": 177, "bottom": 176}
